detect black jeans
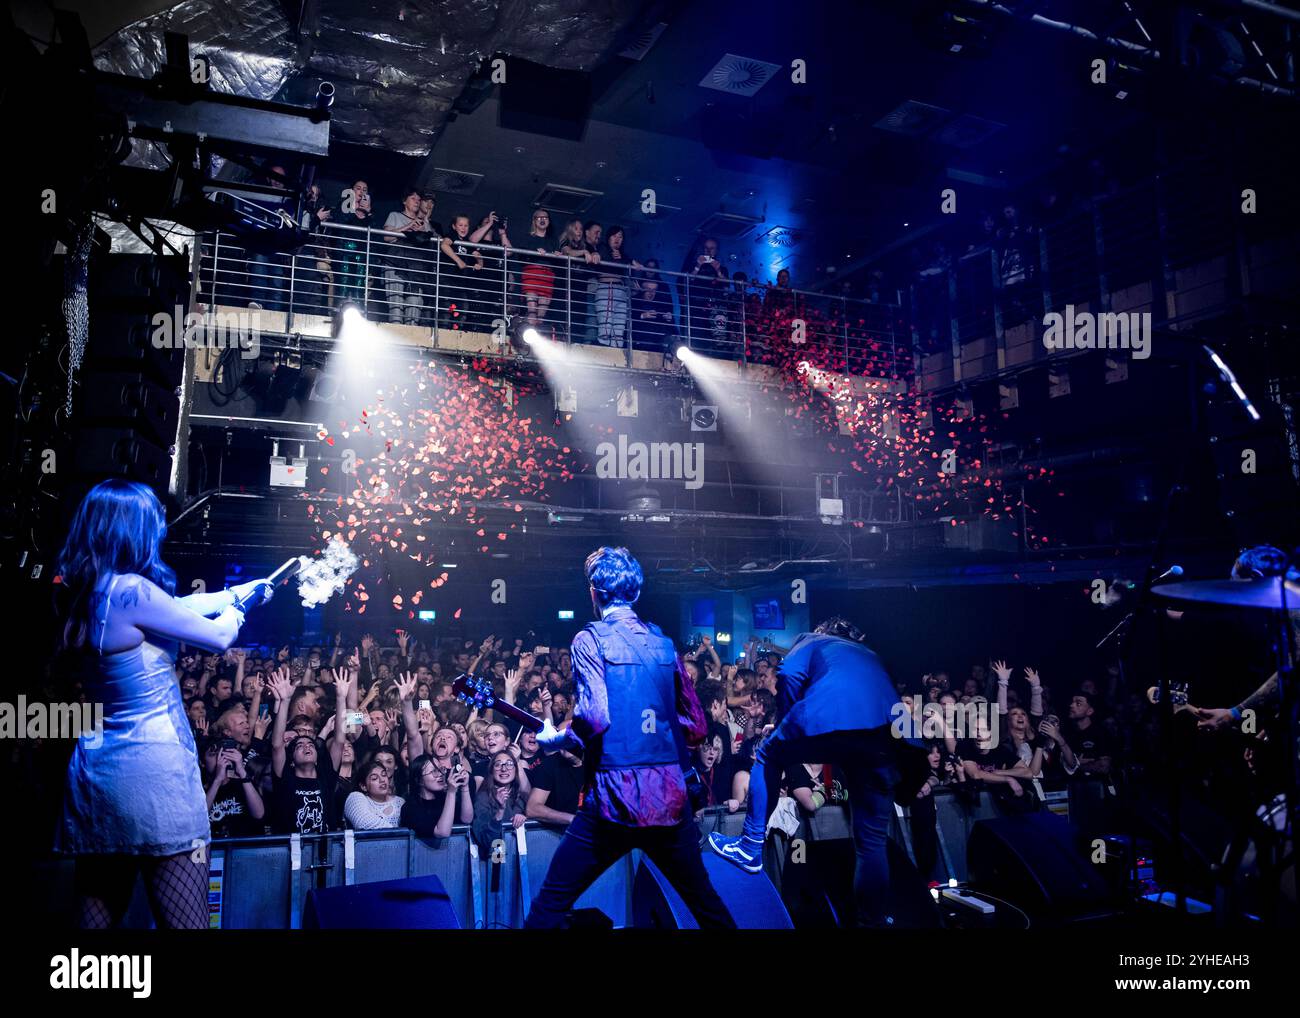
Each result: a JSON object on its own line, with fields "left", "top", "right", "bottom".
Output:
{"left": 525, "top": 804, "right": 736, "bottom": 929}
{"left": 746, "top": 726, "right": 911, "bottom": 927}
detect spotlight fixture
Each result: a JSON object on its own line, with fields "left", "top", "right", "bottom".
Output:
{"left": 332, "top": 301, "right": 364, "bottom": 340}
{"left": 675, "top": 345, "right": 690, "bottom": 361}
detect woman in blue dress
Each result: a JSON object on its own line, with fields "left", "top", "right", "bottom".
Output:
{"left": 55, "top": 479, "right": 270, "bottom": 928}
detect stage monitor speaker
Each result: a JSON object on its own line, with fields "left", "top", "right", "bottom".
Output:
{"left": 497, "top": 57, "right": 592, "bottom": 141}
{"left": 780, "top": 834, "right": 940, "bottom": 929}
{"left": 967, "top": 814, "right": 1118, "bottom": 924}
{"left": 632, "top": 851, "right": 793, "bottom": 929}
{"left": 302, "top": 874, "right": 460, "bottom": 929}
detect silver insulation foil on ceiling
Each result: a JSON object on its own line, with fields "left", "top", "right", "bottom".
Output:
{"left": 94, "top": 0, "right": 645, "bottom": 163}
{"left": 93, "top": 0, "right": 300, "bottom": 170}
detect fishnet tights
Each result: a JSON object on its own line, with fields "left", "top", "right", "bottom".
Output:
{"left": 76, "top": 852, "right": 209, "bottom": 930}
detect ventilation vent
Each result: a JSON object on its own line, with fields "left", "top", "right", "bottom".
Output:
{"left": 699, "top": 54, "right": 781, "bottom": 97}
{"left": 533, "top": 183, "right": 603, "bottom": 215}
{"left": 761, "top": 226, "right": 803, "bottom": 249}
{"left": 696, "top": 211, "right": 763, "bottom": 240}
{"left": 423, "top": 168, "right": 484, "bottom": 196}
{"left": 875, "top": 101, "right": 1006, "bottom": 149}
{"left": 620, "top": 22, "right": 667, "bottom": 60}
{"left": 874, "top": 100, "right": 951, "bottom": 137}
{"left": 933, "top": 113, "right": 1005, "bottom": 149}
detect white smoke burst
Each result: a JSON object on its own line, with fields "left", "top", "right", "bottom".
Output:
{"left": 297, "top": 539, "right": 359, "bottom": 608}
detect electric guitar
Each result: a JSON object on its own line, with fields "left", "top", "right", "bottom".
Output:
{"left": 451, "top": 674, "right": 544, "bottom": 733}
{"left": 1146, "top": 682, "right": 1198, "bottom": 718}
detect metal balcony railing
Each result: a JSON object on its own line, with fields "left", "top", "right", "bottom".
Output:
{"left": 197, "top": 221, "right": 910, "bottom": 378}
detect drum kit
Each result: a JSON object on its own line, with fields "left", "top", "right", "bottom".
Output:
{"left": 1149, "top": 574, "right": 1298, "bottom": 924}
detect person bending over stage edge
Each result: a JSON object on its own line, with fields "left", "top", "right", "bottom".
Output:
{"left": 526, "top": 546, "right": 736, "bottom": 929}
{"left": 54, "top": 479, "right": 274, "bottom": 929}
{"left": 708, "top": 616, "right": 929, "bottom": 927}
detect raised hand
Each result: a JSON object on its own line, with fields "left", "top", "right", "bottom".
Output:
{"left": 396, "top": 629, "right": 410, "bottom": 653}
{"left": 253, "top": 714, "right": 271, "bottom": 740}
{"left": 1024, "top": 667, "right": 1041, "bottom": 686}
{"left": 991, "top": 660, "right": 1013, "bottom": 683}
{"left": 396, "top": 672, "right": 417, "bottom": 701}
{"left": 333, "top": 671, "right": 355, "bottom": 701}
{"left": 268, "top": 668, "right": 294, "bottom": 703}
{"left": 505, "top": 669, "right": 521, "bottom": 694}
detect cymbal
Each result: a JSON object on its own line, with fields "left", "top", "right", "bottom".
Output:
{"left": 1153, "top": 577, "right": 1300, "bottom": 609}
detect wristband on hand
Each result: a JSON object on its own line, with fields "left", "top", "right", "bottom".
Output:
{"left": 1229, "top": 706, "right": 1243, "bottom": 722}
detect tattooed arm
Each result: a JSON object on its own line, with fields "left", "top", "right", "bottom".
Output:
{"left": 115, "top": 575, "right": 246, "bottom": 653}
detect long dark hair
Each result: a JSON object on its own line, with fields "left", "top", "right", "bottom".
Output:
{"left": 601, "top": 225, "right": 628, "bottom": 261}
{"left": 408, "top": 753, "right": 444, "bottom": 801}
{"left": 55, "top": 479, "right": 175, "bottom": 651}
{"left": 471, "top": 750, "right": 525, "bottom": 851}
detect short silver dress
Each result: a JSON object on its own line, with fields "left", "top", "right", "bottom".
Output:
{"left": 56, "top": 577, "right": 210, "bottom": 856}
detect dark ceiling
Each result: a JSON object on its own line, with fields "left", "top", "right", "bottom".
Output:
{"left": 82, "top": 0, "right": 1296, "bottom": 286}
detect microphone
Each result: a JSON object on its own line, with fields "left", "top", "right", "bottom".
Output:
{"left": 1154, "top": 565, "right": 1184, "bottom": 583}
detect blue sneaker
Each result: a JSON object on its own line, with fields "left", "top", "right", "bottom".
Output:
{"left": 708, "top": 832, "right": 763, "bottom": 874}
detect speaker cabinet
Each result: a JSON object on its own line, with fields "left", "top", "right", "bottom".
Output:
{"left": 303, "top": 874, "right": 460, "bottom": 929}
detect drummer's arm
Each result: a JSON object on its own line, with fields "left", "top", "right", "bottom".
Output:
{"left": 1236, "top": 672, "right": 1279, "bottom": 716}
{"left": 1198, "top": 672, "right": 1281, "bottom": 730}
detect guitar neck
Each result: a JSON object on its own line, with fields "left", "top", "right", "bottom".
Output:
{"left": 490, "top": 697, "right": 545, "bottom": 733}
{"left": 452, "top": 674, "right": 545, "bottom": 732}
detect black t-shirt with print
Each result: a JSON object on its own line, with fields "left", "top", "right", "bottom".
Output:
{"left": 208, "top": 778, "right": 263, "bottom": 839}
{"left": 1063, "top": 721, "right": 1117, "bottom": 771}
{"left": 270, "top": 752, "right": 339, "bottom": 834}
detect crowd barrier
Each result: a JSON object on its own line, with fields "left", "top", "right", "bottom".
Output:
{"left": 33, "top": 783, "right": 1114, "bottom": 928}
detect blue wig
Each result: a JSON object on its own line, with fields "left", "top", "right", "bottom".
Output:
{"left": 56, "top": 479, "right": 176, "bottom": 649}
{"left": 584, "top": 546, "right": 643, "bottom": 608}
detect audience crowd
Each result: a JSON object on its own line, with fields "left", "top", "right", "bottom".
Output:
{"left": 77, "top": 624, "right": 1137, "bottom": 880}
{"left": 216, "top": 168, "right": 909, "bottom": 381}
